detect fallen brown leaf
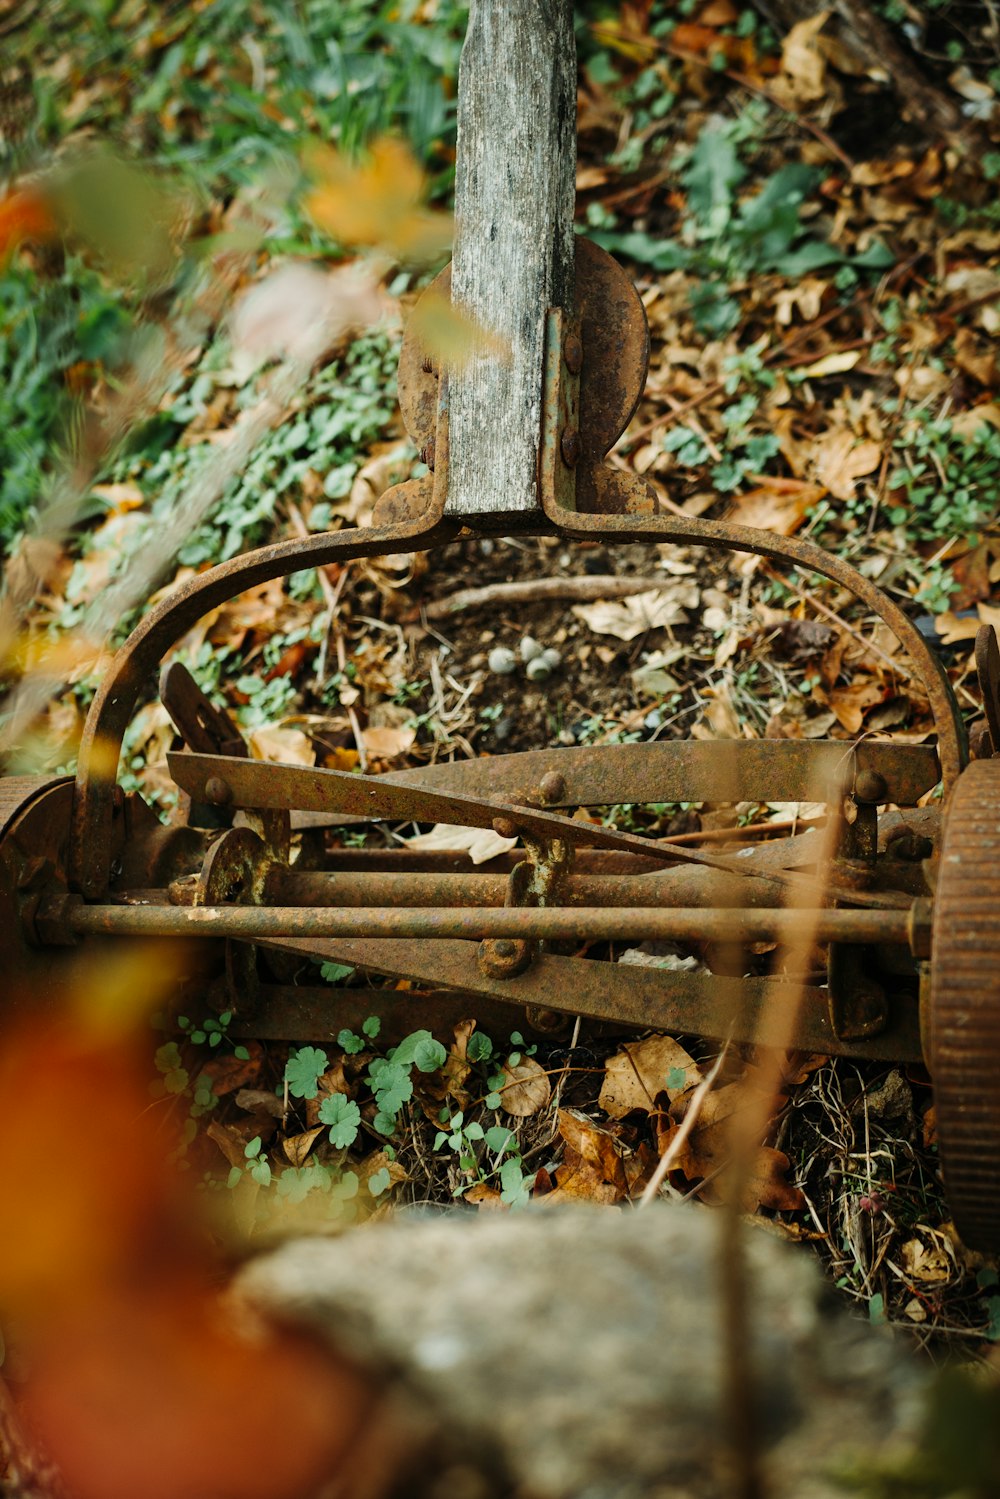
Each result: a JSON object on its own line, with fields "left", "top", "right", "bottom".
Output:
{"left": 282, "top": 1127, "right": 324, "bottom": 1168}
{"left": 500, "top": 1056, "right": 551, "bottom": 1117}
{"left": 200, "top": 1042, "right": 264, "bottom": 1097}
{"left": 600, "top": 1035, "right": 701, "bottom": 1119}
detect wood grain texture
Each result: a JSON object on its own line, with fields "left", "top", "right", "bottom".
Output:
{"left": 447, "top": 0, "right": 576, "bottom": 518}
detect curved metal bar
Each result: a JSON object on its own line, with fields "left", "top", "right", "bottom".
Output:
{"left": 542, "top": 495, "right": 967, "bottom": 793}
{"left": 70, "top": 492, "right": 458, "bottom": 895}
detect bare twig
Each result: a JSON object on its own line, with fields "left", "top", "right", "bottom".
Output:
{"left": 417, "top": 574, "right": 684, "bottom": 620}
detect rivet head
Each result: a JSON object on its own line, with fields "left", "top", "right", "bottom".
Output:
{"left": 560, "top": 427, "right": 581, "bottom": 467}
{"left": 854, "top": 769, "right": 887, "bottom": 804}
{"left": 204, "top": 777, "right": 233, "bottom": 807}
{"left": 494, "top": 939, "right": 517, "bottom": 958}
{"left": 492, "top": 816, "right": 520, "bottom": 841}
{"left": 538, "top": 770, "right": 566, "bottom": 805}
{"left": 564, "top": 334, "right": 583, "bottom": 375}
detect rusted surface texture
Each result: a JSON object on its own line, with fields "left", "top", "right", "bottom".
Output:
{"left": 70, "top": 506, "right": 457, "bottom": 897}
{"left": 225, "top": 982, "right": 578, "bottom": 1046}
{"left": 929, "top": 758, "right": 1000, "bottom": 1252}
{"left": 328, "top": 739, "right": 939, "bottom": 810}
{"left": 399, "top": 239, "right": 651, "bottom": 519}
{"left": 255, "top": 935, "right": 922, "bottom": 1062}
{"left": 573, "top": 238, "right": 649, "bottom": 462}
{"left": 167, "top": 751, "right": 914, "bottom": 910}
{"left": 0, "top": 778, "right": 84, "bottom": 1010}
{"left": 160, "top": 662, "right": 247, "bottom": 758}
{"left": 64, "top": 901, "right": 911, "bottom": 945}
{"left": 540, "top": 503, "right": 965, "bottom": 791}
{"left": 266, "top": 861, "right": 872, "bottom": 911}
{"left": 974, "top": 622, "right": 1000, "bottom": 757}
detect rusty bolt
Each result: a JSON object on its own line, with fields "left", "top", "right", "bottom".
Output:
{"left": 421, "top": 354, "right": 434, "bottom": 374}
{"left": 970, "top": 720, "right": 994, "bottom": 760}
{"left": 204, "top": 777, "right": 233, "bottom": 807}
{"left": 885, "top": 825, "right": 934, "bottom": 862}
{"left": 525, "top": 1006, "right": 569, "bottom": 1036}
{"left": 560, "top": 427, "right": 581, "bottom": 467}
{"left": 420, "top": 438, "right": 436, "bottom": 471}
{"left": 492, "top": 815, "right": 520, "bottom": 841}
{"left": 478, "top": 936, "right": 533, "bottom": 980}
{"left": 564, "top": 334, "right": 583, "bottom": 375}
{"left": 854, "top": 769, "right": 887, "bottom": 804}
{"left": 538, "top": 771, "right": 566, "bottom": 805}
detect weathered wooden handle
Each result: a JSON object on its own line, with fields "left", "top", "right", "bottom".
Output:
{"left": 447, "top": 0, "right": 576, "bottom": 520}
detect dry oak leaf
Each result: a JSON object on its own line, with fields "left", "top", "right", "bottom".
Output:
{"left": 305, "top": 135, "right": 451, "bottom": 262}
{"left": 816, "top": 678, "right": 885, "bottom": 734}
{"left": 464, "top": 1183, "right": 505, "bottom": 1211}
{"left": 572, "top": 583, "right": 699, "bottom": 641}
{"left": 814, "top": 432, "right": 882, "bottom": 501}
{"left": 200, "top": 1040, "right": 264, "bottom": 1097}
{"left": 901, "top": 1236, "right": 953, "bottom": 1284}
{"left": 249, "top": 725, "right": 315, "bottom": 766}
{"left": 777, "top": 8, "right": 831, "bottom": 104}
{"left": 362, "top": 724, "right": 416, "bottom": 759}
{"left": 725, "top": 483, "right": 821, "bottom": 576}
{"left": 540, "top": 1112, "right": 629, "bottom": 1205}
{"left": 670, "top": 1073, "right": 805, "bottom": 1212}
{"left": 500, "top": 1056, "right": 551, "bottom": 1117}
{"left": 600, "top": 1035, "right": 702, "bottom": 1119}
{"left": 207, "top": 1118, "right": 273, "bottom": 1171}
{"left": 403, "top": 822, "right": 518, "bottom": 865}
{"left": 282, "top": 1127, "right": 324, "bottom": 1169}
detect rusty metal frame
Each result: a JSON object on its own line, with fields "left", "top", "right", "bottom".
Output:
{"left": 16, "top": 235, "right": 942, "bottom": 1091}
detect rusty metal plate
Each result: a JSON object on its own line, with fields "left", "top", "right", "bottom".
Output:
{"left": 929, "top": 758, "right": 1000, "bottom": 1253}
{"left": 253, "top": 934, "right": 922, "bottom": 1063}
{"left": 169, "top": 740, "right": 940, "bottom": 817}
{"left": 397, "top": 237, "right": 648, "bottom": 459}
{"left": 166, "top": 750, "right": 912, "bottom": 908}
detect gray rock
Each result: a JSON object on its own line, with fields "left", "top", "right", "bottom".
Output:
{"left": 236, "top": 1205, "right": 923, "bottom": 1499}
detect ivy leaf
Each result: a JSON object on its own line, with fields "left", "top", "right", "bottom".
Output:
{"left": 285, "top": 1046, "right": 329, "bottom": 1099}
{"left": 682, "top": 122, "right": 745, "bottom": 231}
{"left": 372, "top": 1110, "right": 397, "bottom": 1137}
{"left": 374, "top": 1062, "right": 413, "bottom": 1115}
{"left": 390, "top": 1029, "right": 435, "bottom": 1067}
{"left": 320, "top": 961, "right": 355, "bottom": 984}
{"left": 318, "top": 1093, "right": 361, "bottom": 1149}
{"left": 499, "top": 1157, "right": 536, "bottom": 1208}
{"left": 413, "top": 1037, "right": 447, "bottom": 1073}
{"left": 368, "top": 1166, "right": 391, "bottom": 1197}
{"left": 362, "top": 1015, "right": 381, "bottom": 1039}
{"left": 485, "top": 1125, "right": 514, "bottom": 1155}
{"left": 337, "top": 1028, "right": 365, "bottom": 1055}
{"left": 467, "top": 1032, "right": 493, "bottom": 1063}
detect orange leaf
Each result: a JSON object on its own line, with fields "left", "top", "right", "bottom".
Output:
{"left": 305, "top": 135, "right": 451, "bottom": 262}
{"left": 0, "top": 187, "right": 57, "bottom": 263}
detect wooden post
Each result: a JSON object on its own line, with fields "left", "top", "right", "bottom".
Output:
{"left": 447, "top": 0, "right": 577, "bottom": 521}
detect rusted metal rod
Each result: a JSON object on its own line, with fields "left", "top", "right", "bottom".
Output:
{"left": 62, "top": 902, "right": 912, "bottom": 946}
{"left": 263, "top": 867, "right": 790, "bottom": 910}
